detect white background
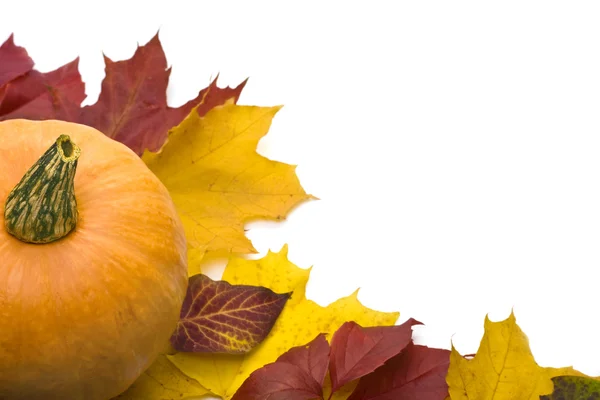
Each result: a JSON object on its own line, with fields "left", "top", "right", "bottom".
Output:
{"left": 3, "top": 0, "right": 600, "bottom": 379}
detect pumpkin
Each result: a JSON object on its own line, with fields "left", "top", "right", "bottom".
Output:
{"left": 0, "top": 119, "right": 188, "bottom": 400}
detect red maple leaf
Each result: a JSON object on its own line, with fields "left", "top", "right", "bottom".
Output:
{"left": 0, "top": 33, "right": 246, "bottom": 155}
{"left": 78, "top": 34, "right": 246, "bottom": 154}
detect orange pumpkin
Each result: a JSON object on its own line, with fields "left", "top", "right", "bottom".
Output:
{"left": 0, "top": 119, "right": 188, "bottom": 399}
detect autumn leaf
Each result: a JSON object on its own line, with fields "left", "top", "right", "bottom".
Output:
{"left": 171, "top": 274, "right": 290, "bottom": 353}
{"left": 446, "top": 312, "right": 586, "bottom": 400}
{"left": 113, "top": 354, "right": 208, "bottom": 400}
{"left": 167, "top": 246, "right": 399, "bottom": 399}
{"left": 329, "top": 319, "right": 421, "bottom": 393}
{"left": 0, "top": 34, "right": 33, "bottom": 87}
{"left": 231, "top": 320, "right": 427, "bottom": 400}
{"left": 231, "top": 335, "right": 329, "bottom": 400}
{"left": 143, "top": 103, "right": 314, "bottom": 258}
{"left": 0, "top": 34, "right": 296, "bottom": 263}
{"left": 0, "top": 59, "right": 85, "bottom": 121}
{"left": 79, "top": 33, "right": 246, "bottom": 155}
{"left": 277, "top": 334, "right": 330, "bottom": 387}
{"left": 232, "top": 363, "right": 322, "bottom": 400}
{"left": 540, "top": 376, "right": 600, "bottom": 399}
{"left": 0, "top": 34, "right": 246, "bottom": 156}
{"left": 348, "top": 342, "right": 450, "bottom": 400}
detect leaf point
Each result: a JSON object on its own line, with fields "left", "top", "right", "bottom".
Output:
{"left": 144, "top": 30, "right": 162, "bottom": 48}
{"left": 403, "top": 317, "right": 424, "bottom": 328}
{"left": 483, "top": 313, "right": 492, "bottom": 325}
{"left": 278, "top": 243, "right": 290, "bottom": 257}
{"left": 4, "top": 33, "right": 15, "bottom": 46}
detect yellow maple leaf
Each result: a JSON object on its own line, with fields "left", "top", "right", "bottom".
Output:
{"left": 142, "top": 102, "right": 314, "bottom": 265}
{"left": 446, "top": 311, "right": 586, "bottom": 400}
{"left": 113, "top": 354, "right": 208, "bottom": 400}
{"left": 167, "top": 245, "right": 399, "bottom": 399}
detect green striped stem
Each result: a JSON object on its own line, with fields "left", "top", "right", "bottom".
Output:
{"left": 4, "top": 135, "right": 81, "bottom": 243}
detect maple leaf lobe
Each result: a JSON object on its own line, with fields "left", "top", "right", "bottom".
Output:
{"left": 79, "top": 33, "right": 170, "bottom": 153}
{"left": 0, "top": 34, "right": 34, "bottom": 87}
{"left": 79, "top": 33, "right": 247, "bottom": 155}
{"left": 0, "top": 58, "right": 85, "bottom": 121}
{"left": 143, "top": 104, "right": 313, "bottom": 257}
{"left": 171, "top": 274, "right": 290, "bottom": 354}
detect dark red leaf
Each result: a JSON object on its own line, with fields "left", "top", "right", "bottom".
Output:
{"left": 348, "top": 343, "right": 450, "bottom": 400}
{"left": 277, "top": 334, "right": 330, "bottom": 387}
{"left": 329, "top": 319, "right": 422, "bottom": 394}
{"left": 232, "top": 362, "right": 322, "bottom": 400}
{"left": 232, "top": 335, "right": 329, "bottom": 400}
{"left": 0, "top": 34, "right": 33, "bottom": 87}
{"left": 0, "top": 59, "right": 85, "bottom": 122}
{"left": 78, "top": 33, "right": 246, "bottom": 155}
{"left": 171, "top": 274, "right": 290, "bottom": 353}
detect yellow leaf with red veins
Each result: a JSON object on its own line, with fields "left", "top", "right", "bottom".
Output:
{"left": 446, "top": 312, "right": 587, "bottom": 400}
{"left": 168, "top": 245, "right": 399, "bottom": 399}
{"left": 142, "top": 102, "right": 314, "bottom": 262}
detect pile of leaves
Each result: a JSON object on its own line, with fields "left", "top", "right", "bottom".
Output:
{"left": 2, "top": 33, "right": 599, "bottom": 400}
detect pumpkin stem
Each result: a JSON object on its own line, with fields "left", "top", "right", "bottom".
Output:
{"left": 4, "top": 135, "right": 81, "bottom": 243}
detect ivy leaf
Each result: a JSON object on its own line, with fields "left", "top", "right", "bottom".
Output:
{"left": 0, "top": 34, "right": 33, "bottom": 86}
{"left": 143, "top": 104, "right": 314, "bottom": 258}
{"left": 446, "top": 312, "right": 589, "bottom": 400}
{"left": 230, "top": 323, "right": 438, "bottom": 400}
{"left": 348, "top": 343, "right": 450, "bottom": 400}
{"left": 171, "top": 274, "right": 290, "bottom": 353}
{"left": 230, "top": 335, "right": 329, "bottom": 400}
{"left": 0, "top": 59, "right": 85, "bottom": 121}
{"left": 277, "top": 334, "right": 330, "bottom": 388}
{"left": 540, "top": 376, "right": 600, "bottom": 400}
{"left": 329, "top": 319, "right": 421, "bottom": 394}
{"left": 79, "top": 33, "right": 246, "bottom": 155}
{"left": 229, "top": 321, "right": 445, "bottom": 400}
{"left": 168, "top": 246, "right": 399, "bottom": 399}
